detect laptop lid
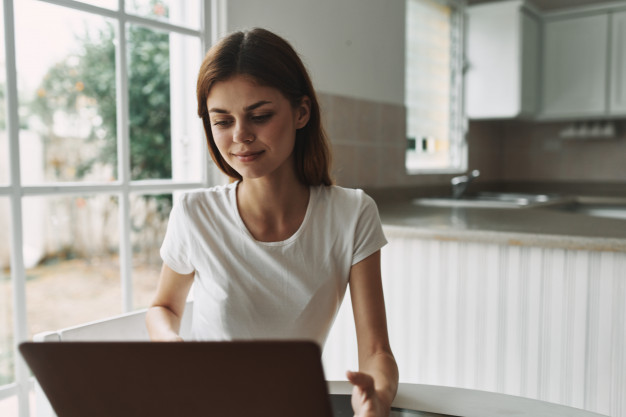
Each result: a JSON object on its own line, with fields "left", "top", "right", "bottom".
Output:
{"left": 20, "top": 340, "right": 334, "bottom": 417}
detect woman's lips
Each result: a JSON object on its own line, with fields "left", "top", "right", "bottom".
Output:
{"left": 232, "top": 150, "right": 264, "bottom": 162}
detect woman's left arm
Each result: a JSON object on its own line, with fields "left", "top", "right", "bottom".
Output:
{"left": 348, "top": 249, "right": 399, "bottom": 417}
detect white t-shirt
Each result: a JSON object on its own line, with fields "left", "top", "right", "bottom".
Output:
{"left": 160, "top": 182, "right": 387, "bottom": 346}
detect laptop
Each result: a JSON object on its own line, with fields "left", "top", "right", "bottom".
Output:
{"left": 19, "top": 340, "right": 335, "bottom": 417}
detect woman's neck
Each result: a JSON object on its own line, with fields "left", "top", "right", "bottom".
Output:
{"left": 236, "top": 175, "right": 310, "bottom": 242}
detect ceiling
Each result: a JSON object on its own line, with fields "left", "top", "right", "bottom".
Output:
{"left": 467, "top": 0, "right": 614, "bottom": 11}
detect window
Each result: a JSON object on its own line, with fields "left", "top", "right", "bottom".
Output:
{"left": 0, "top": 1, "right": 211, "bottom": 415}
{"left": 405, "top": 0, "right": 466, "bottom": 173}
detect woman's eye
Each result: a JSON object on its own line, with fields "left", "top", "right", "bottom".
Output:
{"left": 251, "top": 113, "right": 273, "bottom": 123}
{"left": 212, "top": 120, "right": 232, "bottom": 127}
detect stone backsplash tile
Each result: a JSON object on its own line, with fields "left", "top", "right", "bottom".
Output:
{"left": 320, "top": 92, "right": 408, "bottom": 188}
{"left": 319, "top": 92, "right": 515, "bottom": 189}
{"left": 500, "top": 120, "right": 626, "bottom": 182}
{"left": 331, "top": 143, "right": 359, "bottom": 187}
{"left": 379, "top": 102, "right": 405, "bottom": 147}
{"left": 355, "top": 99, "right": 380, "bottom": 144}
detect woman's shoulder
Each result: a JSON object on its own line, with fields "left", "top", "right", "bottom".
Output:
{"left": 317, "top": 184, "right": 368, "bottom": 201}
{"left": 177, "top": 182, "right": 237, "bottom": 209}
{"left": 315, "top": 185, "right": 375, "bottom": 209}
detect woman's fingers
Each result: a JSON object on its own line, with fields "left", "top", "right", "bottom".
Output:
{"left": 347, "top": 371, "right": 384, "bottom": 417}
{"left": 347, "top": 371, "right": 376, "bottom": 395}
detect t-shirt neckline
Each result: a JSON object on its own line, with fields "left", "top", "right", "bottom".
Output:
{"left": 229, "top": 181, "right": 315, "bottom": 246}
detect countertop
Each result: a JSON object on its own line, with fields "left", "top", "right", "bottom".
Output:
{"left": 329, "top": 381, "right": 607, "bottom": 417}
{"left": 376, "top": 199, "right": 626, "bottom": 252}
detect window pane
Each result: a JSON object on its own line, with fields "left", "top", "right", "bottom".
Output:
{"left": 128, "top": 25, "right": 203, "bottom": 181}
{"left": 0, "top": 396, "right": 18, "bottom": 417}
{"left": 126, "top": 0, "right": 201, "bottom": 30}
{"left": 0, "top": 1, "right": 8, "bottom": 186}
{"left": 405, "top": 0, "right": 464, "bottom": 171}
{"left": 15, "top": 1, "right": 117, "bottom": 184}
{"left": 0, "top": 198, "right": 13, "bottom": 387}
{"left": 23, "top": 195, "right": 121, "bottom": 337}
{"left": 130, "top": 193, "right": 172, "bottom": 309}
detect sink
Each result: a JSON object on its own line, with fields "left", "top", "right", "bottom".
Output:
{"left": 413, "top": 192, "right": 566, "bottom": 209}
{"left": 544, "top": 197, "right": 626, "bottom": 220}
{"left": 413, "top": 193, "right": 626, "bottom": 219}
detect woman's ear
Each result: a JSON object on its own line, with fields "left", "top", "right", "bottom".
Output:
{"left": 295, "top": 96, "right": 311, "bottom": 129}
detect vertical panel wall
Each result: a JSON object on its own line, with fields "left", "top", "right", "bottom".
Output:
{"left": 323, "top": 233, "right": 626, "bottom": 417}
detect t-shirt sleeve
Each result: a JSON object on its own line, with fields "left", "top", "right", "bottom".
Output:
{"left": 352, "top": 192, "right": 387, "bottom": 265}
{"left": 160, "top": 197, "right": 195, "bottom": 275}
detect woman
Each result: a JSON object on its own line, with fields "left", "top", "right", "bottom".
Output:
{"left": 146, "top": 28, "right": 398, "bottom": 417}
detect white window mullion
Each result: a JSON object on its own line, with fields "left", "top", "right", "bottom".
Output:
{"left": 202, "top": 0, "right": 214, "bottom": 186}
{"left": 210, "top": 0, "right": 228, "bottom": 46}
{"left": 15, "top": 181, "right": 205, "bottom": 197}
{"left": 116, "top": 2, "right": 133, "bottom": 313}
{"left": 204, "top": 0, "right": 227, "bottom": 186}
{"left": 4, "top": 0, "right": 31, "bottom": 414}
{"left": 0, "top": 383, "right": 18, "bottom": 402}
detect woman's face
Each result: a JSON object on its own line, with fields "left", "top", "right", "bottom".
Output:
{"left": 206, "top": 75, "right": 310, "bottom": 182}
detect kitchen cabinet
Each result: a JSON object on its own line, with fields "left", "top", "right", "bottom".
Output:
{"left": 610, "top": 10, "right": 626, "bottom": 115}
{"left": 465, "top": 0, "right": 541, "bottom": 119}
{"left": 541, "top": 6, "right": 626, "bottom": 119}
{"left": 326, "top": 229, "right": 626, "bottom": 417}
{"left": 541, "top": 13, "right": 609, "bottom": 118}
{"left": 467, "top": 2, "right": 626, "bottom": 121}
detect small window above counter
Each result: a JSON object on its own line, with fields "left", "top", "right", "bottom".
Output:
{"left": 465, "top": 0, "right": 626, "bottom": 121}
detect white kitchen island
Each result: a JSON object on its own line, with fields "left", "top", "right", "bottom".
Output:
{"left": 329, "top": 381, "right": 608, "bottom": 417}
{"left": 323, "top": 201, "right": 626, "bottom": 417}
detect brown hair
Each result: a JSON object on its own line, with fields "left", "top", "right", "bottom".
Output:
{"left": 197, "top": 28, "right": 333, "bottom": 186}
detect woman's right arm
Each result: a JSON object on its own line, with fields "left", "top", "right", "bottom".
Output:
{"left": 145, "top": 263, "right": 194, "bottom": 341}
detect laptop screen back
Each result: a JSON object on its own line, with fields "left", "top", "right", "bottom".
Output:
{"left": 20, "top": 340, "right": 334, "bottom": 417}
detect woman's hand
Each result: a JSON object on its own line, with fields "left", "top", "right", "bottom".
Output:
{"left": 347, "top": 370, "right": 391, "bottom": 417}
{"left": 152, "top": 334, "right": 184, "bottom": 342}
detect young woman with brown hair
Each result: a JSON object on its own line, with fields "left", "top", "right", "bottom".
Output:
{"left": 146, "top": 28, "right": 398, "bottom": 417}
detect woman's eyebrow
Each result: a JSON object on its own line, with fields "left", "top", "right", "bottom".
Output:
{"left": 208, "top": 100, "right": 272, "bottom": 114}
{"left": 244, "top": 100, "right": 272, "bottom": 111}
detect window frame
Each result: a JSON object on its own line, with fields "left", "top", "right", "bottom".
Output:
{"left": 0, "top": 0, "right": 214, "bottom": 414}
{"left": 405, "top": 0, "right": 468, "bottom": 175}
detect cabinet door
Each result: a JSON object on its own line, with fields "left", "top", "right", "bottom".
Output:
{"left": 520, "top": 10, "right": 540, "bottom": 115}
{"left": 610, "top": 10, "right": 626, "bottom": 115}
{"left": 466, "top": 1, "right": 525, "bottom": 119}
{"left": 542, "top": 14, "right": 609, "bottom": 118}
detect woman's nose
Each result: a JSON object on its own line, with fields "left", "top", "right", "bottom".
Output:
{"left": 233, "top": 122, "right": 255, "bottom": 143}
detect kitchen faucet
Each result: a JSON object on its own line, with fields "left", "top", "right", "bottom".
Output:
{"left": 451, "top": 169, "right": 480, "bottom": 199}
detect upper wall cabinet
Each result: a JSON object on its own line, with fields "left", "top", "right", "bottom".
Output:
{"left": 466, "top": 1, "right": 626, "bottom": 121}
{"left": 465, "top": 0, "right": 541, "bottom": 119}
{"left": 610, "top": 10, "right": 626, "bottom": 115}
{"left": 541, "top": 7, "right": 626, "bottom": 119}
{"left": 541, "top": 13, "right": 609, "bottom": 118}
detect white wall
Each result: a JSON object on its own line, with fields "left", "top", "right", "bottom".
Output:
{"left": 225, "top": 0, "right": 406, "bottom": 106}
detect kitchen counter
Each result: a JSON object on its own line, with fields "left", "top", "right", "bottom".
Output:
{"left": 376, "top": 199, "right": 626, "bottom": 252}
{"left": 327, "top": 189, "right": 626, "bottom": 417}
{"left": 329, "top": 382, "right": 608, "bottom": 417}
{"left": 348, "top": 188, "right": 626, "bottom": 417}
